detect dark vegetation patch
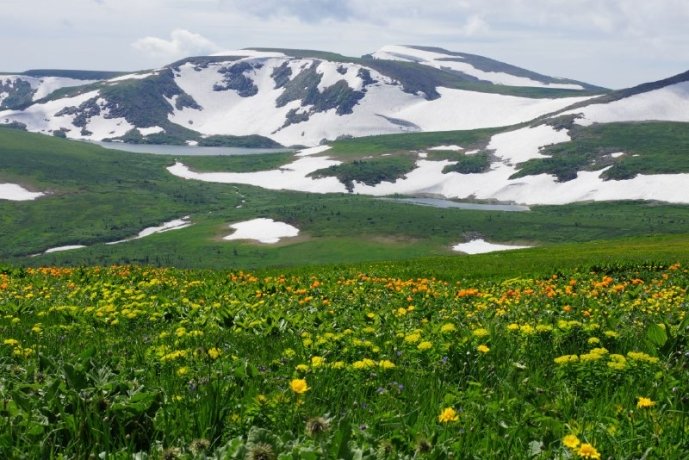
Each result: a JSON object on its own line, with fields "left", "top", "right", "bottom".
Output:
{"left": 438, "top": 152, "right": 492, "bottom": 174}
{"left": 309, "top": 155, "right": 417, "bottom": 191}
{"left": 197, "top": 134, "right": 283, "bottom": 148}
{"left": 0, "top": 78, "right": 35, "bottom": 109}
{"left": 213, "top": 62, "right": 261, "bottom": 97}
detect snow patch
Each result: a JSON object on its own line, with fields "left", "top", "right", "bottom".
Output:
{"left": 429, "top": 145, "right": 463, "bottom": 151}
{"left": 108, "top": 72, "right": 157, "bottom": 82}
{"left": 0, "top": 183, "right": 44, "bottom": 201}
{"left": 487, "top": 125, "right": 571, "bottom": 165}
{"left": 224, "top": 218, "right": 299, "bottom": 244}
{"left": 452, "top": 239, "right": 532, "bottom": 254}
{"left": 107, "top": 217, "right": 192, "bottom": 245}
{"left": 138, "top": 126, "right": 165, "bottom": 136}
{"left": 168, "top": 156, "right": 347, "bottom": 194}
{"left": 44, "top": 245, "right": 86, "bottom": 254}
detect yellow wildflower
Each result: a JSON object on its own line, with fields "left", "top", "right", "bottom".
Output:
{"left": 577, "top": 443, "right": 601, "bottom": 459}
{"left": 379, "top": 359, "right": 396, "bottom": 370}
{"left": 311, "top": 356, "right": 325, "bottom": 368}
{"left": 472, "top": 328, "right": 489, "bottom": 338}
{"left": 290, "top": 378, "right": 309, "bottom": 394}
{"left": 440, "top": 323, "right": 456, "bottom": 333}
{"left": 438, "top": 407, "right": 459, "bottom": 423}
{"left": 207, "top": 347, "right": 221, "bottom": 360}
{"left": 637, "top": 396, "right": 656, "bottom": 409}
{"left": 417, "top": 341, "right": 433, "bottom": 351}
{"left": 477, "top": 344, "right": 490, "bottom": 353}
{"left": 562, "top": 434, "right": 580, "bottom": 449}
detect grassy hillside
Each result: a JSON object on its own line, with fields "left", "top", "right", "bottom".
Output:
{"left": 4, "top": 128, "right": 689, "bottom": 270}
{"left": 513, "top": 121, "right": 689, "bottom": 181}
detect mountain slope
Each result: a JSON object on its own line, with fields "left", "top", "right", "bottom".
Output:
{"left": 555, "top": 69, "right": 689, "bottom": 125}
{"left": 0, "top": 47, "right": 603, "bottom": 146}
{"left": 369, "top": 45, "right": 605, "bottom": 92}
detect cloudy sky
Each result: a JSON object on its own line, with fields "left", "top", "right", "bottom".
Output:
{"left": 3, "top": 0, "right": 689, "bottom": 89}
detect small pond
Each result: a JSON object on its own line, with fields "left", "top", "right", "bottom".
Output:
{"left": 382, "top": 197, "right": 530, "bottom": 212}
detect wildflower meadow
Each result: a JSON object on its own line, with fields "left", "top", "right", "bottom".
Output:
{"left": 1, "top": 263, "right": 688, "bottom": 458}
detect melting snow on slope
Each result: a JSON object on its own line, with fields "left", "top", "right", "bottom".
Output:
{"left": 168, "top": 154, "right": 347, "bottom": 194}
{"left": 452, "top": 239, "right": 532, "bottom": 254}
{"left": 44, "top": 245, "right": 86, "bottom": 254}
{"left": 0, "top": 90, "right": 134, "bottom": 141}
{"left": 372, "top": 45, "right": 584, "bottom": 90}
{"left": 0, "top": 183, "right": 45, "bottom": 201}
{"left": 428, "top": 145, "right": 463, "bottom": 151}
{"left": 138, "top": 126, "right": 165, "bottom": 136}
{"left": 168, "top": 123, "right": 689, "bottom": 205}
{"left": 224, "top": 218, "right": 299, "bottom": 244}
{"left": 564, "top": 81, "right": 689, "bottom": 125}
{"left": 487, "top": 124, "right": 570, "bottom": 164}
{"left": 107, "top": 217, "right": 192, "bottom": 245}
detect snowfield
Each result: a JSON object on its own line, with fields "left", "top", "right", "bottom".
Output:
{"left": 452, "top": 239, "right": 533, "bottom": 254}
{"left": 0, "top": 183, "right": 45, "bottom": 201}
{"left": 564, "top": 81, "right": 689, "bottom": 125}
{"left": 107, "top": 217, "right": 192, "bottom": 245}
{"left": 224, "top": 218, "right": 299, "bottom": 244}
{"left": 168, "top": 124, "right": 689, "bottom": 205}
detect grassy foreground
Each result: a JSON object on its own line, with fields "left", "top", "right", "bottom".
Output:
{"left": 1, "top": 261, "right": 688, "bottom": 458}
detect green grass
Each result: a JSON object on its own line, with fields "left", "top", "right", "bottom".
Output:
{"left": 177, "top": 152, "right": 295, "bottom": 173}
{"left": 327, "top": 127, "right": 502, "bottom": 158}
{"left": 513, "top": 121, "right": 689, "bottom": 181}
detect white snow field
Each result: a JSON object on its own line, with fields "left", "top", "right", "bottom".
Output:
{"left": 452, "top": 239, "right": 533, "bottom": 254}
{"left": 168, "top": 124, "right": 689, "bottom": 205}
{"left": 372, "top": 45, "right": 585, "bottom": 90}
{"left": 0, "top": 90, "right": 134, "bottom": 141}
{"left": 224, "top": 218, "right": 299, "bottom": 244}
{"left": 0, "top": 75, "right": 96, "bottom": 104}
{"left": 564, "top": 81, "right": 689, "bottom": 125}
{"left": 0, "top": 183, "right": 44, "bottom": 201}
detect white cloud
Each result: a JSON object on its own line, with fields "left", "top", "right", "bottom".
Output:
{"left": 132, "top": 29, "right": 220, "bottom": 59}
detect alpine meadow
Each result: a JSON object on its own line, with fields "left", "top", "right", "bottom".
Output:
{"left": 2, "top": 8, "right": 689, "bottom": 458}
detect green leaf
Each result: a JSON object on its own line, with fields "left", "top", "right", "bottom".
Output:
{"left": 646, "top": 323, "right": 668, "bottom": 348}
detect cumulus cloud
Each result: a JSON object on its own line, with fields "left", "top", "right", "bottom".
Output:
{"left": 132, "top": 29, "right": 220, "bottom": 59}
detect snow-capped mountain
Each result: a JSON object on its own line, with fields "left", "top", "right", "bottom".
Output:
{"left": 0, "top": 47, "right": 605, "bottom": 147}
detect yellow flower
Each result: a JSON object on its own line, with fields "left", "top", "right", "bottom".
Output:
{"left": 440, "top": 323, "right": 456, "bottom": 333}
{"left": 295, "top": 364, "right": 310, "bottom": 373}
{"left": 417, "top": 341, "right": 433, "bottom": 351}
{"left": 207, "top": 347, "right": 221, "bottom": 360}
{"left": 477, "top": 344, "right": 490, "bottom": 353}
{"left": 290, "top": 378, "right": 309, "bottom": 394}
{"left": 438, "top": 407, "right": 459, "bottom": 423}
{"left": 404, "top": 332, "right": 421, "bottom": 343}
{"left": 311, "top": 356, "right": 325, "bottom": 368}
{"left": 554, "top": 354, "right": 578, "bottom": 365}
{"left": 562, "top": 434, "right": 580, "bottom": 449}
{"left": 176, "top": 366, "right": 189, "bottom": 377}
{"left": 472, "top": 328, "right": 489, "bottom": 338}
{"left": 577, "top": 443, "right": 601, "bottom": 459}
{"left": 379, "top": 359, "right": 396, "bottom": 370}
{"left": 3, "top": 338, "right": 19, "bottom": 347}
{"left": 637, "top": 396, "right": 656, "bottom": 409}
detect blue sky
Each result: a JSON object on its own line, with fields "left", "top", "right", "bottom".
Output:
{"left": 3, "top": 0, "right": 689, "bottom": 88}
